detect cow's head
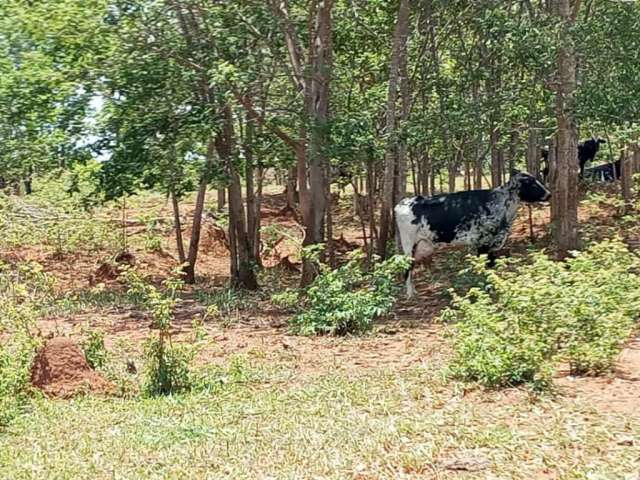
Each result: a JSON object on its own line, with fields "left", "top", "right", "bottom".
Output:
{"left": 511, "top": 172, "right": 551, "bottom": 203}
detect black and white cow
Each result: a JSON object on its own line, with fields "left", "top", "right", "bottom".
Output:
{"left": 582, "top": 159, "right": 621, "bottom": 182}
{"left": 395, "top": 173, "right": 551, "bottom": 298}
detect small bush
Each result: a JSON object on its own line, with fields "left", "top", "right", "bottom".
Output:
{"left": 0, "top": 331, "right": 38, "bottom": 429}
{"left": 81, "top": 328, "right": 108, "bottom": 369}
{"left": 444, "top": 239, "right": 640, "bottom": 389}
{"left": 142, "top": 336, "right": 195, "bottom": 396}
{"left": 0, "top": 262, "right": 48, "bottom": 428}
{"left": 288, "top": 251, "right": 411, "bottom": 335}
{"left": 124, "top": 270, "right": 196, "bottom": 396}
{"left": 143, "top": 234, "right": 163, "bottom": 253}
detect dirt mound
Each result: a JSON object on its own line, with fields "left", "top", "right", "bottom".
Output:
{"left": 115, "top": 250, "right": 136, "bottom": 265}
{"left": 94, "top": 261, "right": 119, "bottom": 281}
{"left": 199, "top": 223, "right": 229, "bottom": 254}
{"left": 261, "top": 205, "right": 299, "bottom": 220}
{"left": 31, "top": 337, "right": 112, "bottom": 398}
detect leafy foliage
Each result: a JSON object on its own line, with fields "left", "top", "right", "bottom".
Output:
{"left": 445, "top": 239, "right": 640, "bottom": 389}
{"left": 284, "top": 251, "right": 411, "bottom": 335}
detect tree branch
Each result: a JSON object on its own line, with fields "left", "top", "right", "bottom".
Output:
{"left": 233, "top": 90, "right": 301, "bottom": 152}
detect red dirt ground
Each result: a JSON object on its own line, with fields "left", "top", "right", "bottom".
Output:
{"left": 4, "top": 187, "right": 640, "bottom": 415}
{"left": 30, "top": 337, "right": 112, "bottom": 398}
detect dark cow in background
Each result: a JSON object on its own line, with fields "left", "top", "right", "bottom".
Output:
{"left": 395, "top": 173, "right": 551, "bottom": 298}
{"left": 540, "top": 137, "right": 607, "bottom": 182}
{"left": 578, "top": 137, "right": 607, "bottom": 173}
{"left": 583, "top": 159, "right": 621, "bottom": 182}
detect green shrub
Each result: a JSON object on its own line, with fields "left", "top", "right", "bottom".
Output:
{"left": 0, "top": 331, "right": 39, "bottom": 429}
{"left": 288, "top": 251, "right": 411, "bottom": 336}
{"left": 81, "top": 328, "right": 108, "bottom": 370}
{"left": 142, "top": 336, "right": 195, "bottom": 396}
{"left": 124, "top": 269, "right": 196, "bottom": 396}
{"left": 142, "top": 233, "right": 163, "bottom": 252}
{"left": 0, "top": 262, "right": 48, "bottom": 428}
{"left": 444, "top": 239, "right": 640, "bottom": 389}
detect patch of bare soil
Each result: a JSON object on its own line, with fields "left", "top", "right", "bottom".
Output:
{"left": 556, "top": 335, "right": 640, "bottom": 415}
{"left": 31, "top": 337, "right": 112, "bottom": 398}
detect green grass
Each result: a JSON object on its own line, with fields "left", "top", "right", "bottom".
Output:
{"left": 1, "top": 364, "right": 638, "bottom": 479}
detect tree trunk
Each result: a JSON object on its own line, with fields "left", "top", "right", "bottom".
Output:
{"left": 552, "top": 0, "right": 580, "bottom": 257}
{"left": 244, "top": 115, "right": 262, "bottom": 268}
{"left": 218, "top": 105, "right": 258, "bottom": 290}
{"left": 377, "top": 0, "right": 411, "bottom": 258}
{"left": 300, "top": 0, "right": 334, "bottom": 286}
{"left": 285, "top": 165, "right": 297, "bottom": 208}
{"left": 217, "top": 188, "right": 226, "bottom": 212}
{"left": 621, "top": 148, "right": 633, "bottom": 213}
{"left": 526, "top": 125, "right": 540, "bottom": 179}
{"left": 395, "top": 32, "right": 411, "bottom": 205}
{"left": 430, "top": 167, "right": 437, "bottom": 194}
{"left": 421, "top": 152, "right": 431, "bottom": 196}
{"left": 170, "top": 189, "right": 186, "bottom": 265}
{"left": 448, "top": 155, "right": 457, "bottom": 193}
{"left": 184, "top": 138, "right": 215, "bottom": 284}
{"left": 365, "top": 161, "right": 378, "bottom": 259}
{"left": 508, "top": 129, "right": 519, "bottom": 176}
{"left": 490, "top": 125, "right": 502, "bottom": 187}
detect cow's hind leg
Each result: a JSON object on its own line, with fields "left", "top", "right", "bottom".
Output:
{"left": 397, "top": 226, "right": 419, "bottom": 298}
{"left": 476, "top": 245, "right": 497, "bottom": 267}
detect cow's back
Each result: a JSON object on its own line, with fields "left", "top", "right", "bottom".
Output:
{"left": 410, "top": 190, "right": 499, "bottom": 244}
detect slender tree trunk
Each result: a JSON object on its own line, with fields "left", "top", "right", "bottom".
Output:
{"left": 377, "top": 0, "right": 411, "bottom": 258}
{"left": 410, "top": 149, "right": 419, "bottom": 196}
{"left": 170, "top": 189, "right": 186, "bottom": 265}
{"left": 365, "top": 161, "right": 378, "bottom": 258}
{"left": 474, "top": 149, "right": 483, "bottom": 189}
{"left": 490, "top": 125, "right": 502, "bottom": 187}
{"left": 508, "top": 129, "right": 519, "bottom": 176}
{"left": 526, "top": 125, "right": 540, "bottom": 178}
{"left": 420, "top": 152, "right": 430, "bottom": 196}
{"left": 217, "top": 188, "right": 226, "bottom": 211}
{"left": 430, "top": 167, "right": 436, "bottom": 194}
{"left": 448, "top": 154, "right": 457, "bottom": 193}
{"left": 552, "top": 0, "right": 580, "bottom": 257}
{"left": 285, "top": 165, "right": 297, "bottom": 208}
{"left": 184, "top": 138, "right": 215, "bottom": 284}
{"left": 253, "top": 165, "right": 264, "bottom": 264}
{"left": 621, "top": 148, "right": 633, "bottom": 213}
{"left": 326, "top": 169, "right": 336, "bottom": 269}
{"left": 395, "top": 35, "right": 411, "bottom": 204}
{"left": 244, "top": 115, "right": 262, "bottom": 268}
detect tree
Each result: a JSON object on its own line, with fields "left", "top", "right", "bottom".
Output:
{"left": 551, "top": 0, "right": 580, "bottom": 257}
{"left": 377, "top": 0, "right": 411, "bottom": 258}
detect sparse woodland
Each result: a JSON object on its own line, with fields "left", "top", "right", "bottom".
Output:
{"left": 1, "top": 1, "right": 640, "bottom": 478}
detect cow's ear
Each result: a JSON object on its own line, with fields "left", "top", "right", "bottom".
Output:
{"left": 599, "top": 138, "right": 607, "bottom": 144}
{"left": 510, "top": 168, "right": 521, "bottom": 178}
